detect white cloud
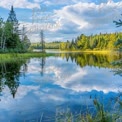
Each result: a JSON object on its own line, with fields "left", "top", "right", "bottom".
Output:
{"left": 19, "top": 20, "right": 61, "bottom": 42}
{"left": 0, "top": 0, "right": 40, "bottom": 9}
{"left": 1, "top": 0, "right": 122, "bottom": 42}
{"left": 54, "top": 1, "right": 122, "bottom": 35}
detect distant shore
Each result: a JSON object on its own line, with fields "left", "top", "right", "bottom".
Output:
{"left": 49, "top": 49, "right": 121, "bottom": 54}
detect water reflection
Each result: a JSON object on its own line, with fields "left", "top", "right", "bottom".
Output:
{"left": 0, "top": 53, "right": 121, "bottom": 121}
{"left": 112, "top": 59, "right": 122, "bottom": 76}
{"left": 40, "top": 57, "right": 46, "bottom": 76}
{"left": 0, "top": 60, "right": 27, "bottom": 98}
{"left": 0, "top": 53, "right": 121, "bottom": 99}
{"left": 58, "top": 53, "right": 122, "bottom": 77}
{"left": 58, "top": 53, "right": 121, "bottom": 68}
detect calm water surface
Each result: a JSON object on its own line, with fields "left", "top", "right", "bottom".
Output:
{"left": 0, "top": 53, "right": 121, "bottom": 122}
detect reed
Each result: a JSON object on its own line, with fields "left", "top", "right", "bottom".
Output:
{"left": 55, "top": 99, "right": 122, "bottom": 122}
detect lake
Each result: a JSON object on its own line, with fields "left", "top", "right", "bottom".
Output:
{"left": 0, "top": 52, "right": 122, "bottom": 122}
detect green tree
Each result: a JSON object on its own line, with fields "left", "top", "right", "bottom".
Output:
{"left": 0, "top": 6, "right": 31, "bottom": 53}
{"left": 113, "top": 16, "right": 122, "bottom": 50}
{"left": 114, "top": 39, "right": 122, "bottom": 50}
{"left": 21, "top": 35, "right": 31, "bottom": 52}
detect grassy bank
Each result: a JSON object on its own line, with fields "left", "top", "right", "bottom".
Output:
{"left": 0, "top": 52, "right": 55, "bottom": 63}
{"left": 0, "top": 50, "right": 121, "bottom": 62}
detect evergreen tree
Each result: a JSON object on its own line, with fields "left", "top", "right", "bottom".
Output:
{"left": 0, "top": 6, "right": 31, "bottom": 53}
{"left": 60, "top": 32, "right": 122, "bottom": 51}
{"left": 7, "top": 6, "right": 19, "bottom": 34}
{"left": 113, "top": 16, "right": 122, "bottom": 51}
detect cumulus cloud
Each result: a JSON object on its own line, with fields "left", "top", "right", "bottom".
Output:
{"left": 12, "top": 0, "right": 122, "bottom": 42}
{"left": 0, "top": 0, "right": 122, "bottom": 42}
{"left": 0, "top": 0, "right": 40, "bottom": 9}
{"left": 54, "top": 1, "right": 122, "bottom": 35}
{"left": 19, "top": 17, "right": 61, "bottom": 42}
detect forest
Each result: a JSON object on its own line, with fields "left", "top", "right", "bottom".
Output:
{"left": 0, "top": 6, "right": 30, "bottom": 53}
{"left": 31, "top": 41, "right": 61, "bottom": 50}
{"left": 60, "top": 32, "right": 122, "bottom": 51}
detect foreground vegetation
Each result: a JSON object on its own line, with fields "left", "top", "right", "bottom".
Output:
{"left": 56, "top": 99, "right": 122, "bottom": 122}
{"left": 112, "top": 58, "right": 122, "bottom": 76}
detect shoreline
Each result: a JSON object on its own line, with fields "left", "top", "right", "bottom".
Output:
{"left": 49, "top": 50, "right": 122, "bottom": 54}
{"left": 0, "top": 50, "right": 121, "bottom": 58}
{"left": 0, "top": 52, "right": 54, "bottom": 63}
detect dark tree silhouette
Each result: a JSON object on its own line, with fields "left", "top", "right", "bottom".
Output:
{"left": 40, "top": 30, "right": 45, "bottom": 52}
{"left": 113, "top": 15, "right": 122, "bottom": 27}
{"left": 0, "top": 60, "right": 27, "bottom": 98}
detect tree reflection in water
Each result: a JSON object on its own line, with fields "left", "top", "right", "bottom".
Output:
{"left": 0, "top": 53, "right": 121, "bottom": 99}
{"left": 112, "top": 59, "right": 122, "bottom": 76}
{"left": 58, "top": 53, "right": 121, "bottom": 68}
{"left": 0, "top": 57, "right": 46, "bottom": 99}
{"left": 58, "top": 52, "right": 122, "bottom": 77}
{"left": 40, "top": 57, "right": 46, "bottom": 76}
{"left": 0, "top": 60, "right": 27, "bottom": 98}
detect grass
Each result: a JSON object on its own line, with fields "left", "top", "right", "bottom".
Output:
{"left": 56, "top": 99, "right": 122, "bottom": 122}
{"left": 0, "top": 52, "right": 55, "bottom": 63}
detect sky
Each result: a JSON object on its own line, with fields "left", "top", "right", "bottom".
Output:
{"left": 0, "top": 0, "right": 122, "bottom": 42}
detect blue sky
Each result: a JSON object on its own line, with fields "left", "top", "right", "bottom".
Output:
{"left": 0, "top": 0, "right": 122, "bottom": 42}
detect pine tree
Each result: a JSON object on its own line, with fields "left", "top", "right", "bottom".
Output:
{"left": 113, "top": 15, "right": 122, "bottom": 51}
{"left": 7, "top": 6, "right": 19, "bottom": 34}
{"left": 4, "top": 6, "right": 21, "bottom": 50}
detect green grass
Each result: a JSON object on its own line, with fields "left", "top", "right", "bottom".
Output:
{"left": 0, "top": 52, "right": 55, "bottom": 63}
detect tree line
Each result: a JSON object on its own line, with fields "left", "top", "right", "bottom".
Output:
{"left": 0, "top": 6, "right": 30, "bottom": 53}
{"left": 31, "top": 41, "right": 61, "bottom": 49}
{"left": 60, "top": 32, "right": 122, "bottom": 51}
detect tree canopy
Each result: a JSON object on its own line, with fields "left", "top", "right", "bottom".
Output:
{"left": 60, "top": 32, "right": 122, "bottom": 51}
{"left": 0, "top": 6, "right": 30, "bottom": 53}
